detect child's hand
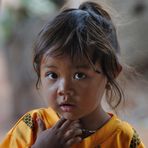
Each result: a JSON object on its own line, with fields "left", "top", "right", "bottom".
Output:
{"left": 31, "top": 117, "right": 82, "bottom": 148}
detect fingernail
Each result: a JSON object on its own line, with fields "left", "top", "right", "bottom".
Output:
{"left": 78, "top": 137, "right": 82, "bottom": 142}
{"left": 60, "top": 116, "right": 66, "bottom": 120}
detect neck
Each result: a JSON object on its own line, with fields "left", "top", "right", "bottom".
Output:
{"left": 80, "top": 107, "right": 110, "bottom": 131}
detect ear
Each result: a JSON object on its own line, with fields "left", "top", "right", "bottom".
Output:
{"left": 114, "top": 63, "right": 122, "bottom": 78}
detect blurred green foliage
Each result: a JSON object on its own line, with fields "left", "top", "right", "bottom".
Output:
{"left": 0, "top": 0, "right": 59, "bottom": 47}
{"left": 20, "top": 0, "right": 56, "bottom": 16}
{"left": 0, "top": 9, "right": 16, "bottom": 47}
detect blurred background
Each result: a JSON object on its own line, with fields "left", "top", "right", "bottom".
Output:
{"left": 0, "top": 0, "right": 148, "bottom": 146}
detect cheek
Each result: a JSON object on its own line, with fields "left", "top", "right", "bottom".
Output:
{"left": 76, "top": 85, "right": 98, "bottom": 104}
{"left": 40, "top": 81, "right": 57, "bottom": 105}
{"left": 95, "top": 82, "right": 107, "bottom": 101}
{"left": 80, "top": 79, "right": 106, "bottom": 104}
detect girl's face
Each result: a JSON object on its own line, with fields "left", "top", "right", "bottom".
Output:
{"left": 40, "top": 55, "right": 107, "bottom": 120}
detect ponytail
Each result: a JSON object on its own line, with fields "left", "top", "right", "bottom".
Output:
{"left": 79, "top": 1, "right": 120, "bottom": 54}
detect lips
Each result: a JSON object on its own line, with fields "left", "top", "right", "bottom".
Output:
{"left": 59, "top": 103, "right": 76, "bottom": 112}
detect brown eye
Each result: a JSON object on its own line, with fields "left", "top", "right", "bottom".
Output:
{"left": 46, "top": 72, "right": 58, "bottom": 80}
{"left": 74, "top": 72, "right": 87, "bottom": 80}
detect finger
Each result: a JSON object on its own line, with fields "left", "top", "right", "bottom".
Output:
{"left": 53, "top": 117, "right": 67, "bottom": 129}
{"left": 64, "top": 129, "right": 74, "bottom": 139}
{"left": 74, "top": 129, "right": 82, "bottom": 136}
{"left": 60, "top": 119, "right": 73, "bottom": 132}
{"left": 69, "top": 122, "right": 81, "bottom": 129}
{"left": 36, "top": 117, "right": 46, "bottom": 134}
{"left": 69, "top": 120, "right": 79, "bottom": 126}
{"left": 64, "top": 129, "right": 82, "bottom": 141}
{"left": 62, "top": 120, "right": 81, "bottom": 132}
{"left": 65, "top": 137, "right": 82, "bottom": 147}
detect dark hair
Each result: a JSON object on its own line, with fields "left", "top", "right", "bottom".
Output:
{"left": 33, "top": 1, "right": 123, "bottom": 109}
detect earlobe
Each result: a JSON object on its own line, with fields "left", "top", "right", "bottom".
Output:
{"left": 105, "top": 82, "right": 111, "bottom": 90}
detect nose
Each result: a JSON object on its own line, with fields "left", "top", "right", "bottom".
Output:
{"left": 57, "top": 79, "right": 74, "bottom": 97}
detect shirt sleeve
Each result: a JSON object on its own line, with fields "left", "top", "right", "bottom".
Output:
{"left": 0, "top": 113, "right": 37, "bottom": 148}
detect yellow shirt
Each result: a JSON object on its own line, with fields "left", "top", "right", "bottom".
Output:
{"left": 0, "top": 108, "right": 145, "bottom": 148}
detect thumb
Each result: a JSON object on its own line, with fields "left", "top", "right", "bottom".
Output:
{"left": 36, "top": 116, "right": 46, "bottom": 135}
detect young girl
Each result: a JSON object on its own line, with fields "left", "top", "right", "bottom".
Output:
{"left": 0, "top": 1, "right": 145, "bottom": 148}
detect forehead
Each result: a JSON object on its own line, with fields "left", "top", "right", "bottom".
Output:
{"left": 41, "top": 54, "right": 93, "bottom": 69}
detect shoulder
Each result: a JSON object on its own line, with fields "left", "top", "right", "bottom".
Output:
{"left": 18, "top": 107, "right": 58, "bottom": 130}
{"left": 113, "top": 115, "right": 144, "bottom": 148}
{"left": 7, "top": 107, "right": 59, "bottom": 133}
{"left": 5, "top": 108, "right": 51, "bottom": 135}
{"left": 116, "top": 119, "right": 133, "bottom": 137}
{"left": 0, "top": 108, "right": 58, "bottom": 148}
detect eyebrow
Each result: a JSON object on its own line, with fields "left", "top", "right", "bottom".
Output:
{"left": 76, "top": 64, "right": 102, "bottom": 73}
{"left": 75, "top": 64, "right": 91, "bottom": 69}
{"left": 43, "top": 65, "right": 57, "bottom": 69}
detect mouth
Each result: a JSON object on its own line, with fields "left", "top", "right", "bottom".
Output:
{"left": 59, "top": 103, "right": 76, "bottom": 112}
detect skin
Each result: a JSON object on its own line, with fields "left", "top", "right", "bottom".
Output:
{"left": 31, "top": 117, "right": 82, "bottom": 148}
{"left": 32, "top": 54, "right": 111, "bottom": 148}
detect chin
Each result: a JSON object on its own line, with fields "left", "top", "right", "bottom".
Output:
{"left": 62, "top": 113, "right": 79, "bottom": 120}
